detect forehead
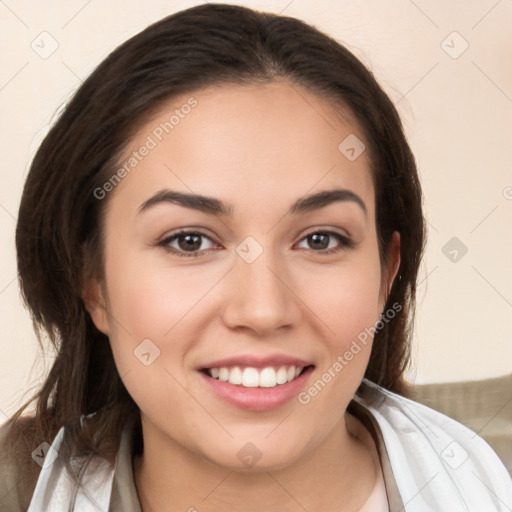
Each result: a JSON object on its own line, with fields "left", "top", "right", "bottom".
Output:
{"left": 111, "top": 81, "right": 374, "bottom": 218}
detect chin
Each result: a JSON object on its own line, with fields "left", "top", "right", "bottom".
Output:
{"left": 198, "top": 438, "right": 305, "bottom": 474}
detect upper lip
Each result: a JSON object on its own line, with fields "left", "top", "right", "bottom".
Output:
{"left": 199, "top": 354, "right": 314, "bottom": 370}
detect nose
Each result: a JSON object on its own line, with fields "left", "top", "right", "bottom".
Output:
{"left": 221, "top": 246, "right": 302, "bottom": 336}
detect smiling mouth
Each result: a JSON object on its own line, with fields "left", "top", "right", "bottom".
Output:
{"left": 201, "top": 365, "right": 314, "bottom": 389}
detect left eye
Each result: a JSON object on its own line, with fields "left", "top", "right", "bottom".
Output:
{"left": 296, "top": 231, "right": 352, "bottom": 253}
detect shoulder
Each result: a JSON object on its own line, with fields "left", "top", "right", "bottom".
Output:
{"left": 356, "top": 379, "right": 512, "bottom": 510}
{"left": 0, "top": 416, "right": 43, "bottom": 511}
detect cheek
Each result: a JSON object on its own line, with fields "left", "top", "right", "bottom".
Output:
{"left": 295, "top": 250, "right": 382, "bottom": 417}
{"left": 101, "top": 247, "right": 224, "bottom": 395}
{"left": 101, "top": 255, "right": 197, "bottom": 420}
{"left": 302, "top": 250, "right": 383, "bottom": 346}
{"left": 104, "top": 246, "right": 216, "bottom": 339}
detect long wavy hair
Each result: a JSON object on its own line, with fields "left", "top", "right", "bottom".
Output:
{"left": 10, "top": 3, "right": 425, "bottom": 466}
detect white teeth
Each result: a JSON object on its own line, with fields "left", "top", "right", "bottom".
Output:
{"left": 259, "top": 367, "right": 276, "bottom": 388}
{"left": 228, "top": 366, "right": 243, "bottom": 385}
{"left": 276, "top": 367, "right": 288, "bottom": 384}
{"left": 206, "top": 365, "right": 306, "bottom": 388}
{"left": 242, "top": 367, "right": 260, "bottom": 387}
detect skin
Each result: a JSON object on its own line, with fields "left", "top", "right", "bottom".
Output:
{"left": 84, "top": 80, "right": 400, "bottom": 512}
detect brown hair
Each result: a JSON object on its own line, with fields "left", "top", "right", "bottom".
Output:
{"left": 11, "top": 3, "right": 425, "bottom": 466}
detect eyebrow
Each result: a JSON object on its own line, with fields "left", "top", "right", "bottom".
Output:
{"left": 138, "top": 187, "right": 367, "bottom": 217}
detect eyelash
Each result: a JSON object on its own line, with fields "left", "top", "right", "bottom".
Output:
{"left": 157, "top": 229, "right": 355, "bottom": 258}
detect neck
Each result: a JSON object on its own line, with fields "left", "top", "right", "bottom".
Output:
{"left": 133, "top": 413, "right": 378, "bottom": 512}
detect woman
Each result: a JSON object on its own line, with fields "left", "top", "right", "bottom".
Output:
{"left": 1, "top": 3, "right": 511, "bottom": 511}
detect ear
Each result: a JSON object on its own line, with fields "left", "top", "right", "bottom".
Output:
{"left": 81, "top": 276, "right": 110, "bottom": 335}
{"left": 379, "top": 231, "right": 401, "bottom": 310}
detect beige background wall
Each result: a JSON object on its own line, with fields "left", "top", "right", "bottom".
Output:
{"left": 0, "top": 0, "right": 511, "bottom": 418}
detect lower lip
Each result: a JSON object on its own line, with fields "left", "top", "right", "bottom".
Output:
{"left": 198, "top": 366, "right": 315, "bottom": 412}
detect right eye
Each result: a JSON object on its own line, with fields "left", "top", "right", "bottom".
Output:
{"left": 158, "top": 230, "right": 220, "bottom": 258}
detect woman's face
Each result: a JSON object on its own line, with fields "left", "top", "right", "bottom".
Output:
{"left": 86, "top": 81, "right": 400, "bottom": 471}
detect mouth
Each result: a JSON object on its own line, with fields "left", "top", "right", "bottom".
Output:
{"left": 200, "top": 364, "right": 314, "bottom": 388}
{"left": 198, "top": 359, "right": 316, "bottom": 412}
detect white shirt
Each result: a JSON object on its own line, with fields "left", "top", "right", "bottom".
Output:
{"left": 26, "top": 379, "right": 512, "bottom": 511}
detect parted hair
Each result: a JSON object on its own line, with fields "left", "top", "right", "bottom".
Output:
{"left": 10, "top": 3, "right": 425, "bottom": 466}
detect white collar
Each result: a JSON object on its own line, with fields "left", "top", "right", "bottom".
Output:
{"left": 27, "top": 422, "right": 116, "bottom": 511}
